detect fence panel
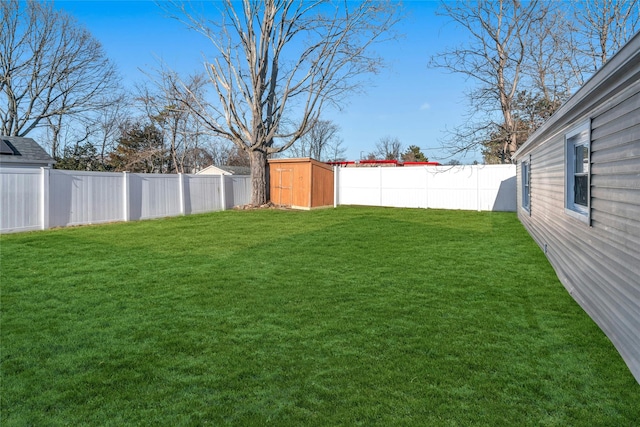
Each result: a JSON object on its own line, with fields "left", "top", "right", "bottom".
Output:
{"left": 337, "top": 167, "right": 382, "bottom": 206}
{"left": 477, "top": 165, "right": 517, "bottom": 211}
{"left": 336, "top": 165, "right": 516, "bottom": 212}
{"left": 185, "top": 174, "right": 223, "bottom": 214}
{"left": 381, "top": 167, "right": 428, "bottom": 208}
{"left": 1, "top": 169, "right": 254, "bottom": 234}
{"left": 2, "top": 165, "right": 515, "bottom": 233}
{"left": 0, "top": 167, "right": 42, "bottom": 232}
{"left": 227, "top": 175, "right": 251, "bottom": 207}
{"left": 128, "top": 173, "right": 182, "bottom": 220}
{"left": 49, "top": 170, "right": 125, "bottom": 227}
{"left": 426, "top": 167, "right": 479, "bottom": 210}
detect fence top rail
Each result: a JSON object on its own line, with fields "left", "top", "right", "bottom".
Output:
{"left": 0, "top": 167, "right": 42, "bottom": 174}
{"left": 50, "top": 169, "right": 125, "bottom": 177}
{"left": 185, "top": 174, "right": 223, "bottom": 179}
{"left": 186, "top": 173, "right": 251, "bottom": 178}
{"left": 0, "top": 168, "right": 254, "bottom": 179}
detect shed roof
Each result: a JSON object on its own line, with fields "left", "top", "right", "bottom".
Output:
{"left": 0, "top": 136, "right": 55, "bottom": 166}
{"left": 268, "top": 157, "right": 334, "bottom": 171}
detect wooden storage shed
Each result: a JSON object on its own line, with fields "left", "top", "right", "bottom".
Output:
{"left": 269, "top": 158, "right": 334, "bottom": 209}
{"left": 513, "top": 32, "right": 640, "bottom": 382}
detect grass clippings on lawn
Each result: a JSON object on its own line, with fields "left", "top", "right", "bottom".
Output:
{"left": 1, "top": 206, "right": 639, "bottom": 426}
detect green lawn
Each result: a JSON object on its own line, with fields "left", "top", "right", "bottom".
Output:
{"left": 1, "top": 207, "right": 638, "bottom": 426}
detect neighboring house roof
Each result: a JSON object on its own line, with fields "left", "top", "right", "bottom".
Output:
{"left": 0, "top": 136, "right": 56, "bottom": 167}
{"left": 196, "top": 165, "right": 251, "bottom": 175}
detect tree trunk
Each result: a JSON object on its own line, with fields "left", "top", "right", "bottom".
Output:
{"left": 507, "top": 131, "right": 518, "bottom": 163}
{"left": 249, "top": 150, "right": 269, "bottom": 206}
{"left": 49, "top": 118, "right": 62, "bottom": 159}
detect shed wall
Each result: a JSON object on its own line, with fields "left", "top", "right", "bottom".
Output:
{"left": 515, "top": 43, "right": 640, "bottom": 382}
{"left": 269, "top": 159, "right": 334, "bottom": 209}
{"left": 310, "top": 162, "right": 334, "bottom": 208}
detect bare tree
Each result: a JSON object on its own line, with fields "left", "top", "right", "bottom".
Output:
{"left": 181, "top": 115, "right": 230, "bottom": 172}
{"left": 137, "top": 68, "right": 210, "bottom": 173}
{"left": 43, "top": 92, "right": 128, "bottom": 169}
{"left": 431, "top": 0, "right": 639, "bottom": 164}
{"left": 184, "top": 136, "right": 238, "bottom": 172}
{"left": 289, "top": 119, "right": 343, "bottom": 161}
{"left": 225, "top": 144, "right": 251, "bottom": 167}
{"left": 523, "top": 4, "right": 575, "bottom": 105}
{"left": 90, "top": 95, "right": 129, "bottom": 170}
{"left": 324, "top": 137, "right": 347, "bottom": 162}
{"left": 430, "top": 0, "right": 544, "bottom": 163}
{"left": 0, "top": 0, "right": 120, "bottom": 157}
{"left": 572, "top": 0, "right": 640, "bottom": 75}
{"left": 165, "top": 0, "right": 400, "bottom": 205}
{"left": 370, "top": 135, "right": 402, "bottom": 160}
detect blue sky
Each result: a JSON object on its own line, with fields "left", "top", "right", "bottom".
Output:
{"left": 55, "top": 0, "right": 478, "bottom": 163}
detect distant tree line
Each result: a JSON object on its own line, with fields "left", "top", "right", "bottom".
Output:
{"left": 287, "top": 119, "right": 347, "bottom": 162}
{"left": 3, "top": 0, "right": 637, "bottom": 199}
{"left": 2, "top": 0, "right": 384, "bottom": 179}
{"left": 430, "top": 0, "right": 639, "bottom": 164}
{"left": 0, "top": 0, "right": 253, "bottom": 173}
{"left": 365, "top": 136, "right": 429, "bottom": 163}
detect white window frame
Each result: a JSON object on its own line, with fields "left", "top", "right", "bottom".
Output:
{"left": 521, "top": 157, "right": 531, "bottom": 214}
{"left": 565, "top": 120, "right": 591, "bottom": 223}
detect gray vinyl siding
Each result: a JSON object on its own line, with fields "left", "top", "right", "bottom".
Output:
{"left": 514, "top": 33, "right": 640, "bottom": 383}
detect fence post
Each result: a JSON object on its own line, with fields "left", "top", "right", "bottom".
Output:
{"left": 424, "top": 166, "right": 429, "bottom": 209}
{"left": 220, "top": 174, "right": 227, "bottom": 211}
{"left": 122, "top": 172, "right": 130, "bottom": 222}
{"left": 40, "top": 167, "right": 50, "bottom": 230}
{"left": 178, "top": 173, "right": 185, "bottom": 215}
{"left": 476, "top": 165, "right": 481, "bottom": 212}
{"left": 333, "top": 166, "right": 338, "bottom": 208}
{"left": 379, "top": 167, "right": 383, "bottom": 207}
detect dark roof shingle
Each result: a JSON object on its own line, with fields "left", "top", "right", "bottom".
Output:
{"left": 0, "top": 136, "right": 55, "bottom": 166}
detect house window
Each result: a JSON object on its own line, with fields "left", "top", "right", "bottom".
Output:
{"left": 565, "top": 121, "right": 590, "bottom": 222}
{"left": 521, "top": 159, "right": 531, "bottom": 213}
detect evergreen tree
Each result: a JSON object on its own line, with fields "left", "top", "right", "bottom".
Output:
{"left": 401, "top": 145, "right": 428, "bottom": 162}
{"left": 109, "top": 122, "right": 167, "bottom": 173}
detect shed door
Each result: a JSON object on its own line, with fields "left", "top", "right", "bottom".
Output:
{"left": 274, "top": 168, "right": 293, "bottom": 206}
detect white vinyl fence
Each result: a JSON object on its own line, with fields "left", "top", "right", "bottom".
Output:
{"left": 2, "top": 164, "right": 516, "bottom": 233}
{"left": 334, "top": 165, "right": 516, "bottom": 212}
{"left": 0, "top": 167, "right": 251, "bottom": 233}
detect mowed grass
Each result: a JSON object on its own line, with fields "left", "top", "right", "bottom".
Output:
{"left": 1, "top": 206, "right": 638, "bottom": 426}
